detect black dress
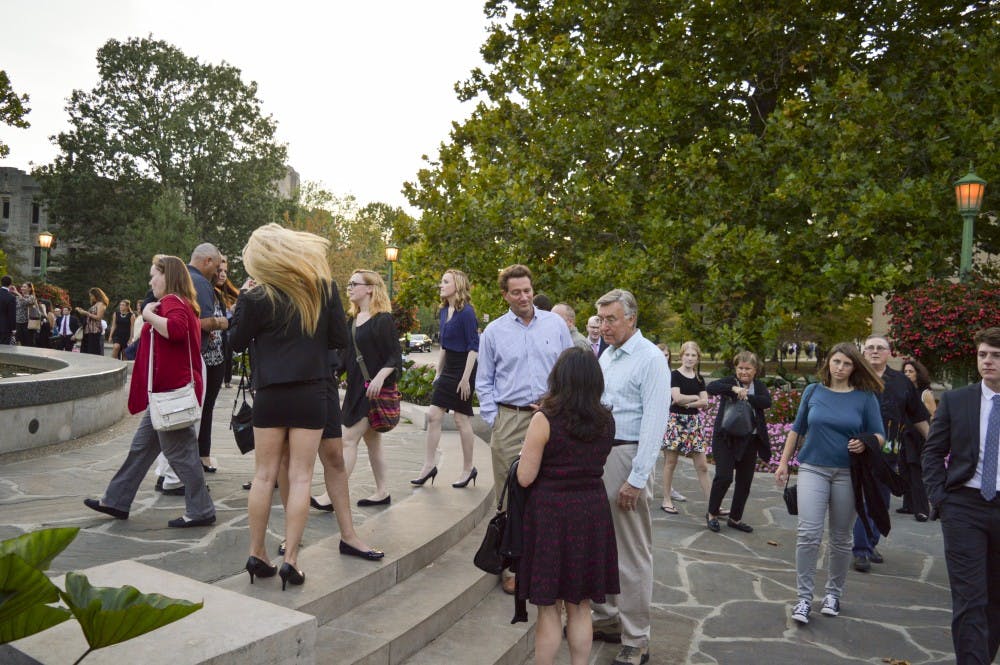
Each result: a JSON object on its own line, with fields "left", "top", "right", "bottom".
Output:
{"left": 517, "top": 410, "right": 620, "bottom": 606}
{"left": 112, "top": 311, "right": 132, "bottom": 346}
{"left": 341, "top": 312, "right": 403, "bottom": 427}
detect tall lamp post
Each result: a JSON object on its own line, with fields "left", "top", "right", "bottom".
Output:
{"left": 385, "top": 245, "right": 399, "bottom": 301}
{"left": 953, "top": 165, "right": 987, "bottom": 282}
{"left": 37, "top": 231, "right": 54, "bottom": 283}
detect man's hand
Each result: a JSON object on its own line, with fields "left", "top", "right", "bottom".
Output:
{"left": 616, "top": 482, "right": 642, "bottom": 511}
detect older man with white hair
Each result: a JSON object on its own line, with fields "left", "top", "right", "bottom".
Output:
{"left": 552, "top": 302, "right": 591, "bottom": 352}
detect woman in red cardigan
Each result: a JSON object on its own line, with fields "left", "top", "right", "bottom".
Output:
{"left": 84, "top": 254, "right": 215, "bottom": 528}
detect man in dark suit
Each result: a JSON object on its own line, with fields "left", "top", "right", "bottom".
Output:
{"left": 0, "top": 276, "right": 16, "bottom": 345}
{"left": 54, "top": 306, "right": 80, "bottom": 351}
{"left": 586, "top": 315, "right": 609, "bottom": 357}
{"left": 923, "top": 327, "right": 1000, "bottom": 665}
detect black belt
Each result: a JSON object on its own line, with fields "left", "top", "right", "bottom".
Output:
{"left": 498, "top": 402, "right": 533, "bottom": 412}
{"left": 612, "top": 439, "right": 638, "bottom": 447}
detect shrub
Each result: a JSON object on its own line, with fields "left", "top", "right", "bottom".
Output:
{"left": 398, "top": 360, "right": 436, "bottom": 406}
{"left": 33, "top": 282, "right": 71, "bottom": 309}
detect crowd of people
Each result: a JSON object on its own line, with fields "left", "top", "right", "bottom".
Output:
{"left": 66, "top": 228, "right": 999, "bottom": 665}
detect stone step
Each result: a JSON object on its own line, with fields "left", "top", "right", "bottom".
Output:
{"left": 313, "top": 522, "right": 501, "bottom": 664}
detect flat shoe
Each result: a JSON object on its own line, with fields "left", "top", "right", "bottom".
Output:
{"left": 915, "top": 513, "right": 929, "bottom": 522}
{"left": 161, "top": 486, "right": 185, "bottom": 496}
{"left": 202, "top": 464, "right": 217, "bottom": 473}
{"left": 357, "top": 495, "right": 391, "bottom": 507}
{"left": 660, "top": 504, "right": 678, "bottom": 514}
{"left": 727, "top": 518, "right": 753, "bottom": 533}
{"left": 310, "top": 497, "right": 334, "bottom": 512}
{"left": 167, "top": 515, "right": 216, "bottom": 528}
{"left": 706, "top": 513, "right": 721, "bottom": 533}
{"left": 339, "top": 540, "right": 385, "bottom": 560}
{"left": 84, "top": 498, "right": 128, "bottom": 520}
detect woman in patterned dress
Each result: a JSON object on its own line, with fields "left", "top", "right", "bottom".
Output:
{"left": 660, "top": 341, "right": 712, "bottom": 513}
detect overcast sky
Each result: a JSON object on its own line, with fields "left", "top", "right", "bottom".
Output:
{"left": 0, "top": 1, "right": 491, "bottom": 210}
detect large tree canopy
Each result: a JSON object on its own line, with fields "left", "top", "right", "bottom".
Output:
{"left": 35, "top": 36, "right": 287, "bottom": 304}
{"left": 404, "top": 0, "right": 998, "bottom": 355}
{"left": 0, "top": 70, "right": 31, "bottom": 158}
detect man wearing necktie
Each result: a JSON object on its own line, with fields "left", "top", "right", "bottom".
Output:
{"left": 586, "top": 315, "right": 606, "bottom": 357}
{"left": 924, "top": 327, "right": 1000, "bottom": 664}
{"left": 55, "top": 306, "right": 80, "bottom": 351}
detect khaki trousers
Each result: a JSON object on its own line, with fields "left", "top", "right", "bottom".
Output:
{"left": 490, "top": 407, "right": 533, "bottom": 506}
{"left": 592, "top": 444, "right": 653, "bottom": 648}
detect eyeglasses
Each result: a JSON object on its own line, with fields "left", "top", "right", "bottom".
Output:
{"left": 864, "top": 345, "right": 889, "bottom": 352}
{"left": 346, "top": 281, "right": 369, "bottom": 288}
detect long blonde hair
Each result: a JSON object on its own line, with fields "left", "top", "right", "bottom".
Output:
{"left": 347, "top": 269, "right": 391, "bottom": 317}
{"left": 440, "top": 268, "right": 472, "bottom": 311}
{"left": 242, "top": 223, "right": 331, "bottom": 335}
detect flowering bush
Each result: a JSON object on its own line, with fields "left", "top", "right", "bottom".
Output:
{"left": 887, "top": 279, "right": 1000, "bottom": 384}
{"left": 33, "top": 282, "right": 71, "bottom": 309}
{"left": 702, "top": 388, "right": 805, "bottom": 474}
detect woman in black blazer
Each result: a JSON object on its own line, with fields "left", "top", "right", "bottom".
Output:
{"left": 230, "top": 223, "right": 347, "bottom": 591}
{"left": 705, "top": 351, "right": 772, "bottom": 533}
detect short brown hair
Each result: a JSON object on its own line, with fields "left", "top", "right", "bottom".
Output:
{"left": 498, "top": 264, "right": 532, "bottom": 292}
{"left": 974, "top": 327, "right": 1000, "bottom": 349}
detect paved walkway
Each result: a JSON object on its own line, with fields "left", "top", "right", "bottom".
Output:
{"left": 0, "top": 390, "right": 955, "bottom": 664}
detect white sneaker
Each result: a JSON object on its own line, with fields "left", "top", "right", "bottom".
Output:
{"left": 791, "top": 599, "right": 811, "bottom": 624}
{"left": 820, "top": 595, "right": 840, "bottom": 617}
{"left": 670, "top": 489, "right": 687, "bottom": 502}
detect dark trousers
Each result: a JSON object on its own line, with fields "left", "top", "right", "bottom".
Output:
{"left": 708, "top": 440, "right": 757, "bottom": 522}
{"left": 81, "top": 332, "right": 102, "bottom": 355}
{"left": 940, "top": 489, "right": 1000, "bottom": 664}
{"left": 852, "top": 478, "right": 892, "bottom": 556}
{"left": 899, "top": 455, "right": 930, "bottom": 516}
{"left": 197, "top": 361, "right": 225, "bottom": 458}
{"left": 59, "top": 334, "right": 75, "bottom": 351}
{"left": 221, "top": 332, "right": 233, "bottom": 386}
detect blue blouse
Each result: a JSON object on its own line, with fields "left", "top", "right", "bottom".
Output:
{"left": 792, "top": 384, "right": 884, "bottom": 469}
{"left": 438, "top": 304, "right": 479, "bottom": 353}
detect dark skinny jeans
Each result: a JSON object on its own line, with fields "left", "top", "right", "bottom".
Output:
{"left": 708, "top": 438, "right": 757, "bottom": 522}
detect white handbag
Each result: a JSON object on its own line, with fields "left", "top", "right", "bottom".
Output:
{"left": 147, "top": 325, "right": 201, "bottom": 432}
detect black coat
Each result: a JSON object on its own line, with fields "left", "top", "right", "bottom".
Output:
{"left": 499, "top": 459, "right": 529, "bottom": 624}
{"left": 923, "top": 383, "right": 984, "bottom": 514}
{"left": 850, "top": 434, "right": 908, "bottom": 539}
{"left": 0, "top": 288, "right": 15, "bottom": 341}
{"left": 707, "top": 376, "right": 773, "bottom": 463}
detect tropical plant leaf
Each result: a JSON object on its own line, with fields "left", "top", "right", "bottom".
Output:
{"left": 0, "top": 527, "right": 79, "bottom": 571}
{"left": 61, "top": 572, "right": 203, "bottom": 650}
{"left": 0, "top": 603, "right": 71, "bottom": 643}
{"left": 0, "top": 553, "right": 62, "bottom": 628}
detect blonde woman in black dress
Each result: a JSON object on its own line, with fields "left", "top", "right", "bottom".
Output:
{"left": 412, "top": 269, "right": 479, "bottom": 488}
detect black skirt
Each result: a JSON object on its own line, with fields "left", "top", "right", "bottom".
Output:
{"left": 430, "top": 349, "right": 477, "bottom": 416}
{"left": 253, "top": 380, "right": 325, "bottom": 429}
{"left": 322, "top": 378, "right": 343, "bottom": 439}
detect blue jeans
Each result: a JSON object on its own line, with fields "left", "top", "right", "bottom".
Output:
{"left": 852, "top": 477, "right": 892, "bottom": 557}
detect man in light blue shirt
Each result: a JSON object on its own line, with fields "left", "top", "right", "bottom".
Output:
{"left": 475, "top": 264, "right": 572, "bottom": 593}
{"left": 591, "top": 289, "right": 670, "bottom": 665}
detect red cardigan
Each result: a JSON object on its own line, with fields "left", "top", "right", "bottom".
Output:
{"left": 128, "top": 294, "right": 203, "bottom": 415}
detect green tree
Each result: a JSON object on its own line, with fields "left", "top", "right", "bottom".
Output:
{"left": 0, "top": 70, "right": 30, "bottom": 158}
{"left": 35, "top": 36, "right": 288, "bottom": 304}
{"left": 405, "top": 0, "right": 998, "bottom": 352}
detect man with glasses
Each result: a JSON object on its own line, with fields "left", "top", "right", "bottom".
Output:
{"left": 476, "top": 264, "right": 572, "bottom": 594}
{"left": 853, "top": 334, "right": 930, "bottom": 572}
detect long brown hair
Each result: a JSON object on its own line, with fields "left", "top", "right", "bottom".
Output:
{"left": 154, "top": 254, "right": 200, "bottom": 316}
{"left": 820, "top": 342, "right": 883, "bottom": 392}
{"left": 440, "top": 269, "right": 472, "bottom": 311}
{"left": 539, "top": 347, "right": 614, "bottom": 443}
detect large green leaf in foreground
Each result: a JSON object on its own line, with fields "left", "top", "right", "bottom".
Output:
{"left": 0, "top": 552, "right": 70, "bottom": 642}
{"left": 61, "top": 572, "right": 203, "bottom": 650}
{"left": 0, "top": 527, "right": 79, "bottom": 571}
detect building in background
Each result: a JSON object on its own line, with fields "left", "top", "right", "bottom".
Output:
{"left": 0, "top": 167, "right": 58, "bottom": 279}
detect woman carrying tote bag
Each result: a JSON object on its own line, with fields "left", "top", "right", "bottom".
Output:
{"left": 84, "top": 255, "right": 215, "bottom": 528}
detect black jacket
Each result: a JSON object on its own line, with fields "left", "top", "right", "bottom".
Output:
{"left": 850, "top": 434, "right": 908, "bottom": 539}
{"left": 229, "top": 282, "right": 348, "bottom": 390}
{"left": 500, "top": 459, "right": 529, "bottom": 624}
{"left": 707, "top": 376, "right": 773, "bottom": 463}
{"left": 922, "top": 383, "right": 984, "bottom": 513}
{"left": 0, "top": 288, "right": 15, "bottom": 341}
{"left": 54, "top": 315, "right": 80, "bottom": 336}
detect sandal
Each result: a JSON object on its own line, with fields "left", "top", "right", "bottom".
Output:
{"left": 660, "top": 504, "right": 678, "bottom": 515}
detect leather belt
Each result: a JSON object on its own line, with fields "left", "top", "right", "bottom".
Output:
{"left": 498, "top": 402, "right": 533, "bottom": 412}
{"left": 612, "top": 439, "right": 638, "bottom": 447}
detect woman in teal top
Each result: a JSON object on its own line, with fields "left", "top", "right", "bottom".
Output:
{"left": 774, "top": 342, "right": 884, "bottom": 625}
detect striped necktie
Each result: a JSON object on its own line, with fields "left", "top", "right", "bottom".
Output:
{"left": 982, "top": 394, "right": 1000, "bottom": 501}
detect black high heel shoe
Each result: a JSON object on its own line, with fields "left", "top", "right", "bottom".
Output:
{"left": 245, "top": 556, "right": 277, "bottom": 584}
{"left": 410, "top": 466, "right": 438, "bottom": 486}
{"left": 278, "top": 562, "right": 305, "bottom": 590}
{"left": 452, "top": 467, "right": 478, "bottom": 489}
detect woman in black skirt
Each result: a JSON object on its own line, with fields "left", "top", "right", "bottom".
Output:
{"left": 229, "top": 223, "right": 347, "bottom": 590}
{"left": 412, "top": 269, "right": 479, "bottom": 488}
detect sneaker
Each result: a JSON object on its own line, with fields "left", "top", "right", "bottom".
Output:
{"left": 820, "top": 594, "right": 840, "bottom": 617}
{"left": 612, "top": 645, "right": 649, "bottom": 665}
{"left": 791, "top": 599, "right": 811, "bottom": 624}
{"left": 592, "top": 617, "right": 622, "bottom": 643}
{"left": 870, "top": 547, "right": 884, "bottom": 564}
{"left": 670, "top": 489, "right": 687, "bottom": 502}
{"left": 853, "top": 555, "right": 871, "bottom": 572}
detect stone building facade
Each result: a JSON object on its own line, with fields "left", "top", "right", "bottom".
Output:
{"left": 0, "top": 166, "right": 59, "bottom": 279}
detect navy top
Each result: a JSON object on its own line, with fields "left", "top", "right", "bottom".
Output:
{"left": 438, "top": 304, "right": 479, "bottom": 353}
{"left": 792, "top": 384, "right": 884, "bottom": 469}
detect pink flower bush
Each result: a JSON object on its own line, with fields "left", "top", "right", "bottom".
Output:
{"left": 701, "top": 388, "right": 803, "bottom": 474}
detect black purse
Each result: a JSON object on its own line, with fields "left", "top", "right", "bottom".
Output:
{"left": 720, "top": 396, "right": 754, "bottom": 437}
{"left": 474, "top": 464, "right": 513, "bottom": 574}
{"left": 783, "top": 480, "right": 798, "bottom": 515}
{"left": 230, "top": 357, "right": 254, "bottom": 454}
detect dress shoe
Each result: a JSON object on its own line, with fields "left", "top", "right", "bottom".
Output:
{"left": 853, "top": 555, "right": 871, "bottom": 572}
{"left": 161, "top": 485, "right": 185, "bottom": 496}
{"left": 502, "top": 575, "right": 516, "bottom": 595}
{"left": 83, "top": 498, "right": 128, "bottom": 520}
{"left": 706, "top": 513, "right": 721, "bottom": 533}
{"left": 155, "top": 476, "right": 164, "bottom": 492}
{"left": 410, "top": 466, "right": 438, "bottom": 486}
{"left": 870, "top": 547, "right": 884, "bottom": 564}
{"left": 591, "top": 617, "right": 622, "bottom": 643}
{"left": 242, "top": 481, "right": 253, "bottom": 490}
{"left": 245, "top": 556, "right": 277, "bottom": 584}
{"left": 357, "top": 495, "right": 391, "bottom": 507}
{"left": 895, "top": 507, "right": 914, "bottom": 514}
{"left": 167, "top": 514, "right": 216, "bottom": 528}
{"left": 339, "top": 540, "right": 385, "bottom": 561}
{"left": 202, "top": 464, "right": 217, "bottom": 473}
{"left": 915, "top": 512, "right": 929, "bottom": 522}
{"left": 452, "top": 467, "right": 478, "bottom": 488}
{"left": 726, "top": 518, "right": 753, "bottom": 533}
{"left": 310, "top": 496, "right": 334, "bottom": 512}
{"left": 278, "top": 562, "right": 305, "bottom": 591}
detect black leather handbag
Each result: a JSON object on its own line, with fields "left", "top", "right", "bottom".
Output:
{"left": 230, "top": 359, "right": 255, "bottom": 455}
{"left": 720, "top": 397, "right": 754, "bottom": 437}
{"left": 783, "top": 481, "right": 798, "bottom": 515}
{"left": 474, "top": 464, "right": 513, "bottom": 574}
